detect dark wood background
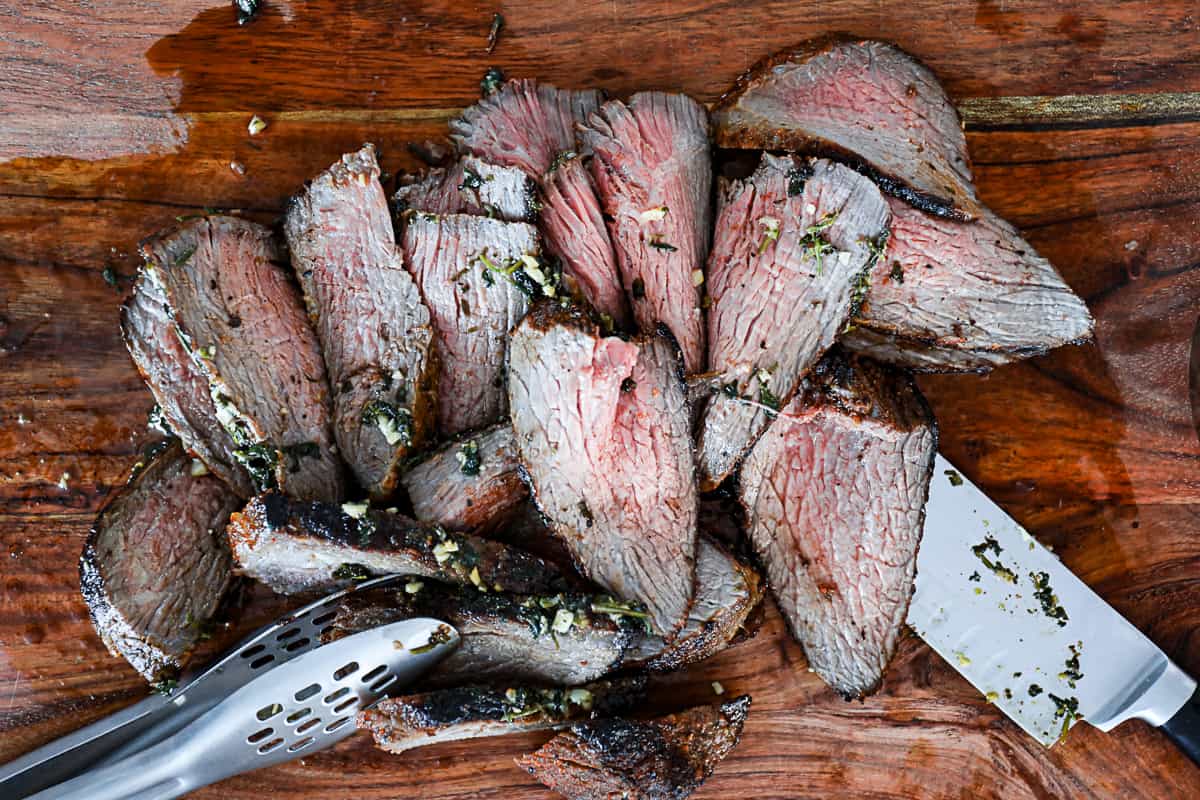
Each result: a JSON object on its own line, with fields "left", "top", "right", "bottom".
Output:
{"left": 2, "top": 1, "right": 1199, "bottom": 797}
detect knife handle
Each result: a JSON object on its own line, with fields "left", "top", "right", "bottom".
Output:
{"left": 1161, "top": 686, "right": 1200, "bottom": 767}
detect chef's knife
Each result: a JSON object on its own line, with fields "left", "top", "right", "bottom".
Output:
{"left": 908, "top": 454, "right": 1200, "bottom": 763}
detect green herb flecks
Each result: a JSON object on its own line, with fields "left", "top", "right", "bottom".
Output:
{"left": 102, "top": 266, "right": 121, "bottom": 290}
{"left": 1028, "top": 684, "right": 1044, "bottom": 697}
{"left": 631, "top": 277, "right": 646, "bottom": 299}
{"left": 410, "top": 624, "right": 456, "bottom": 655}
{"left": 153, "top": 678, "right": 178, "bottom": 696}
{"left": 757, "top": 217, "right": 781, "bottom": 255}
{"left": 1049, "top": 693, "right": 1082, "bottom": 743}
{"left": 480, "top": 67, "right": 505, "bottom": 96}
{"left": 486, "top": 12, "right": 504, "bottom": 53}
{"left": 758, "top": 384, "right": 781, "bottom": 414}
{"left": 971, "top": 536, "right": 1017, "bottom": 584}
{"left": 786, "top": 167, "right": 808, "bottom": 197}
{"left": 889, "top": 262, "right": 905, "bottom": 284}
{"left": 477, "top": 251, "right": 559, "bottom": 299}
{"left": 174, "top": 245, "right": 197, "bottom": 267}
{"left": 720, "top": 381, "right": 739, "bottom": 399}
{"left": 945, "top": 469, "right": 964, "bottom": 486}
{"left": 332, "top": 563, "right": 373, "bottom": 582}
{"left": 549, "top": 150, "right": 577, "bottom": 173}
{"left": 457, "top": 439, "right": 482, "bottom": 476}
{"left": 1059, "top": 643, "right": 1083, "bottom": 687}
{"left": 800, "top": 213, "right": 838, "bottom": 274}
{"left": 591, "top": 596, "right": 653, "bottom": 634}
{"left": 362, "top": 400, "right": 413, "bottom": 448}
{"left": 577, "top": 500, "right": 594, "bottom": 528}
{"left": 459, "top": 165, "right": 486, "bottom": 192}
{"left": 1031, "top": 571, "right": 1070, "bottom": 627}
{"left": 648, "top": 236, "right": 677, "bottom": 252}
{"left": 968, "top": 571, "right": 981, "bottom": 582}
{"left": 620, "top": 377, "right": 637, "bottom": 393}
{"left": 232, "top": 443, "right": 279, "bottom": 491}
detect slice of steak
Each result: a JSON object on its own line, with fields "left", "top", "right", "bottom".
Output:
{"left": 626, "top": 535, "right": 763, "bottom": 672}
{"left": 226, "top": 492, "right": 567, "bottom": 596}
{"left": 697, "top": 156, "right": 890, "bottom": 491}
{"left": 739, "top": 351, "right": 936, "bottom": 697}
{"left": 140, "top": 215, "right": 342, "bottom": 502}
{"left": 401, "top": 423, "right": 528, "bottom": 535}
{"left": 845, "top": 197, "right": 1095, "bottom": 371}
{"left": 326, "top": 581, "right": 642, "bottom": 687}
{"left": 713, "top": 35, "right": 982, "bottom": 221}
{"left": 401, "top": 212, "right": 540, "bottom": 436}
{"left": 581, "top": 92, "right": 712, "bottom": 372}
{"left": 80, "top": 440, "right": 239, "bottom": 682}
{"left": 509, "top": 304, "right": 698, "bottom": 638}
{"left": 450, "top": 79, "right": 628, "bottom": 327}
{"left": 395, "top": 155, "right": 539, "bottom": 222}
{"left": 540, "top": 156, "right": 631, "bottom": 328}
{"left": 284, "top": 145, "right": 436, "bottom": 499}
{"left": 358, "top": 676, "right": 646, "bottom": 755}
{"left": 121, "top": 274, "right": 253, "bottom": 497}
{"left": 517, "top": 696, "right": 751, "bottom": 800}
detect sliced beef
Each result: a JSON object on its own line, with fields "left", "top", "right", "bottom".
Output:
{"left": 845, "top": 197, "right": 1094, "bottom": 370}
{"left": 626, "top": 535, "right": 763, "bottom": 672}
{"left": 450, "top": 79, "right": 629, "bottom": 327}
{"left": 697, "top": 156, "right": 890, "bottom": 491}
{"left": 714, "top": 35, "right": 982, "bottom": 221}
{"left": 121, "top": 274, "right": 253, "bottom": 497}
{"left": 508, "top": 304, "right": 698, "bottom": 638}
{"left": 581, "top": 92, "right": 712, "bottom": 372}
{"left": 400, "top": 423, "right": 528, "bottom": 535}
{"left": 401, "top": 212, "right": 540, "bottom": 436}
{"left": 284, "top": 145, "right": 436, "bottom": 499}
{"left": 80, "top": 440, "right": 239, "bottom": 682}
{"left": 358, "top": 676, "right": 645, "bottom": 755}
{"left": 226, "top": 492, "right": 567, "bottom": 596}
{"left": 326, "top": 581, "right": 642, "bottom": 687}
{"left": 739, "top": 351, "right": 936, "bottom": 697}
{"left": 140, "top": 215, "right": 342, "bottom": 502}
{"left": 517, "top": 696, "right": 751, "bottom": 800}
{"left": 395, "top": 155, "right": 539, "bottom": 222}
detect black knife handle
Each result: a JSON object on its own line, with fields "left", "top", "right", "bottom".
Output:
{"left": 1162, "top": 686, "right": 1200, "bottom": 766}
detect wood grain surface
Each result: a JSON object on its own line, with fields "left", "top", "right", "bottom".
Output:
{"left": 2, "top": 1, "right": 1199, "bottom": 798}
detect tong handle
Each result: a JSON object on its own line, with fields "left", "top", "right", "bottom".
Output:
{"left": 28, "top": 734, "right": 197, "bottom": 800}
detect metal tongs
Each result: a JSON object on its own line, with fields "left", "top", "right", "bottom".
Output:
{"left": 0, "top": 575, "right": 458, "bottom": 800}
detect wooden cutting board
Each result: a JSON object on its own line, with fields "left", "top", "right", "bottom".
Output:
{"left": 2, "top": 2, "right": 1199, "bottom": 797}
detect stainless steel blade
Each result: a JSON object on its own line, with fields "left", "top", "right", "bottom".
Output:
{"left": 908, "top": 453, "right": 1196, "bottom": 746}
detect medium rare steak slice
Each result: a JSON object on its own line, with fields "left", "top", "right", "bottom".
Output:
{"left": 739, "top": 351, "right": 936, "bottom": 698}
{"left": 358, "top": 677, "right": 645, "bottom": 755}
{"left": 845, "top": 197, "right": 1094, "bottom": 371}
{"left": 581, "top": 92, "right": 712, "bottom": 372}
{"left": 714, "top": 35, "right": 982, "bottom": 221}
{"left": 226, "top": 492, "right": 566, "bottom": 596}
{"left": 697, "top": 156, "right": 890, "bottom": 491}
{"left": 400, "top": 423, "right": 528, "bottom": 535}
{"left": 395, "top": 155, "right": 539, "bottom": 222}
{"left": 140, "top": 216, "right": 342, "bottom": 502}
{"left": 285, "top": 145, "right": 436, "bottom": 499}
{"left": 450, "top": 79, "right": 628, "bottom": 327}
{"left": 80, "top": 440, "right": 239, "bottom": 682}
{"left": 121, "top": 274, "right": 252, "bottom": 497}
{"left": 508, "top": 305, "right": 698, "bottom": 638}
{"left": 517, "top": 696, "right": 751, "bottom": 800}
{"left": 326, "top": 581, "right": 642, "bottom": 687}
{"left": 401, "top": 212, "right": 541, "bottom": 435}
{"left": 626, "top": 535, "right": 763, "bottom": 672}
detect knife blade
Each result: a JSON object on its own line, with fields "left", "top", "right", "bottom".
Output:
{"left": 908, "top": 454, "right": 1198, "bottom": 751}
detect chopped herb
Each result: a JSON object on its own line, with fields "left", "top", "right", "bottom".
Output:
{"left": 362, "top": 400, "right": 413, "bottom": 447}
{"left": 247, "top": 115, "right": 267, "bottom": 136}
{"left": 985, "top": 691, "right": 999, "bottom": 702}
{"left": 864, "top": 232, "right": 889, "bottom": 267}
{"left": 102, "top": 266, "right": 121, "bottom": 290}
{"left": 233, "top": 0, "right": 260, "bottom": 25}
{"left": 332, "top": 563, "right": 372, "bottom": 582}
{"left": 548, "top": 150, "right": 577, "bottom": 172}
{"left": 147, "top": 404, "right": 173, "bottom": 436}
{"left": 631, "top": 277, "right": 646, "bottom": 298}
{"left": 577, "top": 500, "right": 594, "bottom": 528}
{"left": 954, "top": 651, "right": 971, "bottom": 666}
{"left": 757, "top": 217, "right": 781, "bottom": 255}
{"left": 480, "top": 67, "right": 505, "bottom": 96}
{"left": 720, "top": 381, "right": 739, "bottom": 399}
{"left": 1031, "top": 571, "right": 1069, "bottom": 627}
{"left": 945, "top": 469, "right": 964, "bottom": 486}
{"left": 648, "top": 237, "right": 677, "bottom": 252}
{"left": 410, "top": 624, "right": 455, "bottom": 655}
{"left": 786, "top": 167, "right": 807, "bottom": 197}
{"left": 477, "top": 251, "right": 558, "bottom": 299}
{"left": 848, "top": 267, "right": 872, "bottom": 316}
{"left": 889, "top": 262, "right": 905, "bottom": 283}
{"left": 799, "top": 213, "right": 838, "bottom": 273}
{"left": 1028, "top": 684, "right": 1044, "bottom": 697}
{"left": 456, "top": 440, "right": 482, "bottom": 476}
{"left": 459, "top": 165, "right": 485, "bottom": 192}
{"left": 486, "top": 12, "right": 504, "bottom": 53}
{"left": 971, "top": 536, "right": 1018, "bottom": 584}
{"left": 968, "top": 571, "right": 981, "bottom": 582}
{"left": 1059, "top": 643, "right": 1083, "bottom": 687}
{"left": 281, "top": 441, "right": 320, "bottom": 474}
{"left": 1048, "top": 693, "right": 1081, "bottom": 742}
{"left": 153, "top": 678, "right": 178, "bottom": 696}
{"left": 591, "top": 597, "right": 652, "bottom": 633}
{"left": 758, "top": 384, "right": 781, "bottom": 414}
{"left": 1004, "top": 688, "right": 1013, "bottom": 700}
{"left": 232, "top": 443, "right": 278, "bottom": 491}
{"left": 174, "top": 246, "right": 197, "bottom": 267}
{"left": 620, "top": 377, "right": 637, "bottom": 393}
